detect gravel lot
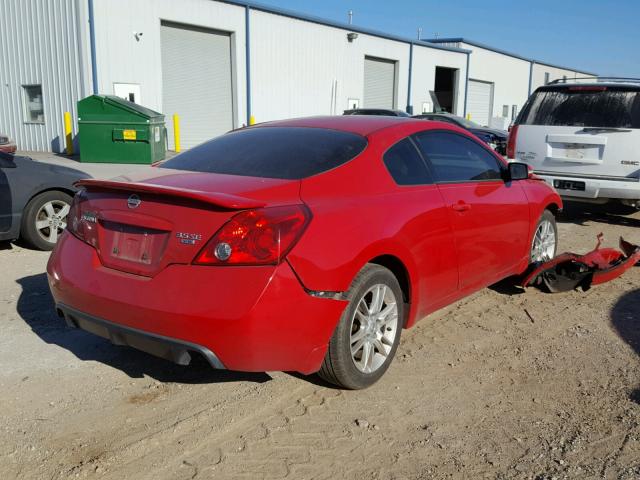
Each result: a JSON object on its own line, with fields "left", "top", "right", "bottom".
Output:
{"left": 1, "top": 203, "right": 639, "bottom": 480}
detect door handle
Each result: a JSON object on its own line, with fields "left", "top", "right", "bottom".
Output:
{"left": 452, "top": 202, "right": 471, "bottom": 213}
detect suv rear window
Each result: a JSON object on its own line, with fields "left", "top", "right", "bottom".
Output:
{"left": 519, "top": 86, "right": 640, "bottom": 128}
{"left": 161, "top": 127, "right": 368, "bottom": 180}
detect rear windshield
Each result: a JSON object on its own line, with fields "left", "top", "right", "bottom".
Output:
{"left": 519, "top": 87, "right": 640, "bottom": 128}
{"left": 160, "top": 127, "right": 368, "bottom": 179}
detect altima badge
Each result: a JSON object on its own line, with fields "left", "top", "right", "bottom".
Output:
{"left": 176, "top": 232, "right": 203, "bottom": 245}
{"left": 127, "top": 194, "right": 141, "bottom": 209}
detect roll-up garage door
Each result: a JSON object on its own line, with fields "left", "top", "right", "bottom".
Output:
{"left": 363, "top": 57, "right": 396, "bottom": 109}
{"left": 467, "top": 79, "right": 494, "bottom": 127}
{"left": 161, "top": 22, "right": 233, "bottom": 149}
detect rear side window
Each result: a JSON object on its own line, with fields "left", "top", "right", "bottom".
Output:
{"left": 519, "top": 87, "right": 640, "bottom": 128}
{"left": 161, "top": 127, "right": 368, "bottom": 180}
{"left": 383, "top": 138, "right": 433, "bottom": 185}
{"left": 413, "top": 131, "right": 503, "bottom": 183}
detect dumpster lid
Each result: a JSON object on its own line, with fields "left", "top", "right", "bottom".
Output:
{"left": 78, "top": 95, "right": 164, "bottom": 121}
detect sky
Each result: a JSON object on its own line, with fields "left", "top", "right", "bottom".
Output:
{"left": 255, "top": 0, "right": 639, "bottom": 77}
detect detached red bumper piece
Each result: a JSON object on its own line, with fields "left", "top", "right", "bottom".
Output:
{"left": 521, "top": 234, "right": 640, "bottom": 293}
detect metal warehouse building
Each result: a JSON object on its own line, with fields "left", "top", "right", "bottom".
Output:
{"left": 0, "top": 0, "right": 595, "bottom": 153}
{"left": 427, "top": 38, "right": 595, "bottom": 128}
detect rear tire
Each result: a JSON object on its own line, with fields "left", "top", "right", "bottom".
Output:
{"left": 318, "top": 264, "right": 404, "bottom": 389}
{"left": 20, "top": 191, "right": 73, "bottom": 251}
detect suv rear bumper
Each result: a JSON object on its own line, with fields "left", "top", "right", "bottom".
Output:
{"left": 536, "top": 172, "right": 640, "bottom": 201}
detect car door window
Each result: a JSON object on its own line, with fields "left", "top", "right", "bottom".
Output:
{"left": 413, "top": 131, "right": 503, "bottom": 183}
{"left": 382, "top": 138, "right": 433, "bottom": 185}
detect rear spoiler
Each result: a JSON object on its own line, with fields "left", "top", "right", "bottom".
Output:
{"left": 74, "top": 179, "right": 265, "bottom": 210}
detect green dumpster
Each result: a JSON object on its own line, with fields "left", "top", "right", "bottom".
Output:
{"left": 77, "top": 95, "right": 166, "bottom": 164}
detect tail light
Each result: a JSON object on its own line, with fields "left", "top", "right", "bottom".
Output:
{"left": 66, "top": 191, "right": 99, "bottom": 248}
{"left": 506, "top": 124, "right": 519, "bottom": 159}
{"left": 568, "top": 86, "right": 607, "bottom": 92}
{"left": 194, "top": 205, "right": 311, "bottom": 266}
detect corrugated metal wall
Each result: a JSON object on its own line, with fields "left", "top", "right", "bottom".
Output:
{"left": 91, "top": 0, "right": 246, "bottom": 134}
{"left": 250, "top": 10, "right": 411, "bottom": 123}
{"left": 410, "top": 47, "right": 467, "bottom": 117}
{"left": 0, "top": 0, "right": 593, "bottom": 153}
{"left": 531, "top": 64, "right": 588, "bottom": 92}
{"left": 462, "top": 43, "right": 531, "bottom": 123}
{"left": 0, "top": 0, "right": 87, "bottom": 152}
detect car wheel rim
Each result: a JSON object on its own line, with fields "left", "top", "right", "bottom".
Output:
{"left": 35, "top": 200, "right": 70, "bottom": 244}
{"left": 530, "top": 219, "right": 556, "bottom": 262}
{"left": 350, "top": 284, "right": 399, "bottom": 374}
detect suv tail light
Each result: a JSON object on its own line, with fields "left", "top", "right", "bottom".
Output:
{"left": 194, "top": 205, "right": 311, "bottom": 266}
{"left": 506, "top": 124, "right": 519, "bottom": 159}
{"left": 568, "top": 86, "right": 607, "bottom": 92}
{"left": 67, "top": 191, "right": 99, "bottom": 248}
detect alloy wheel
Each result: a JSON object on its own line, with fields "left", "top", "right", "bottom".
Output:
{"left": 349, "top": 284, "right": 399, "bottom": 374}
{"left": 35, "top": 200, "right": 70, "bottom": 244}
{"left": 530, "top": 219, "right": 556, "bottom": 262}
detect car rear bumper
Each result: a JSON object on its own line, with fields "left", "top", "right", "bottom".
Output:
{"left": 536, "top": 172, "right": 640, "bottom": 200}
{"left": 47, "top": 233, "right": 348, "bottom": 374}
{"left": 0, "top": 142, "right": 17, "bottom": 154}
{"left": 57, "top": 303, "right": 226, "bottom": 368}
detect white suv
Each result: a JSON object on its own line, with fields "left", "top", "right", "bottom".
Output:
{"left": 508, "top": 78, "right": 640, "bottom": 210}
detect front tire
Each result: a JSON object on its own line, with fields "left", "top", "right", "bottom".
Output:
{"left": 319, "top": 264, "right": 404, "bottom": 389}
{"left": 20, "top": 191, "right": 73, "bottom": 251}
{"left": 530, "top": 209, "right": 557, "bottom": 263}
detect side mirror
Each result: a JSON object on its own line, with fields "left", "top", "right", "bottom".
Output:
{"left": 0, "top": 152, "right": 16, "bottom": 169}
{"left": 507, "top": 161, "right": 529, "bottom": 181}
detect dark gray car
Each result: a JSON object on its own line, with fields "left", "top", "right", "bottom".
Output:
{"left": 0, "top": 152, "right": 90, "bottom": 250}
{"left": 413, "top": 113, "right": 508, "bottom": 155}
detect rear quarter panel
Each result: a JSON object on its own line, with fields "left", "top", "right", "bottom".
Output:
{"left": 1, "top": 158, "right": 81, "bottom": 239}
{"left": 12, "top": 159, "right": 86, "bottom": 214}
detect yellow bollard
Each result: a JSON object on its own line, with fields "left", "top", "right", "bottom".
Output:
{"left": 466, "top": 113, "right": 471, "bottom": 121}
{"left": 249, "top": 115, "right": 256, "bottom": 126}
{"left": 173, "top": 114, "right": 181, "bottom": 152}
{"left": 64, "top": 111, "right": 74, "bottom": 155}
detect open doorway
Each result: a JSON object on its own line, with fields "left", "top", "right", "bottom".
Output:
{"left": 434, "top": 67, "right": 458, "bottom": 113}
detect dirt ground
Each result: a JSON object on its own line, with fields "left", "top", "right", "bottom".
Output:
{"left": 1, "top": 203, "right": 639, "bottom": 480}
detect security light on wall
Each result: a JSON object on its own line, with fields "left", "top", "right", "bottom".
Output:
{"left": 133, "top": 31, "right": 144, "bottom": 41}
{"left": 347, "top": 32, "right": 358, "bottom": 42}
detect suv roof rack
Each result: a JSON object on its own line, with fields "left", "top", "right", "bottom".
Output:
{"left": 548, "top": 76, "right": 640, "bottom": 85}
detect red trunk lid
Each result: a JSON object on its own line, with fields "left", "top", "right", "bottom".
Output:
{"left": 74, "top": 169, "right": 302, "bottom": 277}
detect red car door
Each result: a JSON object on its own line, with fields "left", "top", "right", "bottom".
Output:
{"left": 380, "top": 137, "right": 459, "bottom": 312}
{"left": 413, "top": 130, "right": 530, "bottom": 290}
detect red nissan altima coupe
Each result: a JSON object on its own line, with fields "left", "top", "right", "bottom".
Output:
{"left": 47, "top": 116, "right": 561, "bottom": 389}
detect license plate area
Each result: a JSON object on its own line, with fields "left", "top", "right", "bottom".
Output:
{"left": 554, "top": 179, "right": 586, "bottom": 191}
{"left": 547, "top": 137, "right": 605, "bottom": 164}
{"left": 561, "top": 143, "right": 596, "bottom": 160}
{"left": 98, "top": 220, "right": 170, "bottom": 275}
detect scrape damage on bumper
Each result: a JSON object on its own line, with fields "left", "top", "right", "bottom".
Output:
{"left": 521, "top": 234, "right": 640, "bottom": 293}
